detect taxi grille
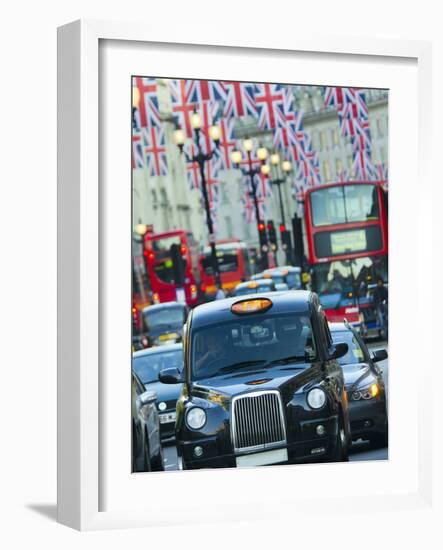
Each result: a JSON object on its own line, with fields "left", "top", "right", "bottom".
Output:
{"left": 231, "top": 391, "right": 286, "bottom": 451}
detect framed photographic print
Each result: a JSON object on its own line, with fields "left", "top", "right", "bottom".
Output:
{"left": 57, "top": 19, "right": 433, "bottom": 531}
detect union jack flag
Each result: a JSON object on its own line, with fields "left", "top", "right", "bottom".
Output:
{"left": 169, "top": 79, "right": 199, "bottom": 137}
{"left": 340, "top": 90, "right": 369, "bottom": 121}
{"left": 192, "top": 80, "right": 227, "bottom": 104}
{"left": 253, "top": 170, "right": 272, "bottom": 198}
{"left": 297, "top": 150, "right": 321, "bottom": 187}
{"left": 218, "top": 118, "right": 237, "bottom": 170}
{"left": 255, "top": 83, "right": 286, "bottom": 130}
{"left": 223, "top": 81, "right": 258, "bottom": 119}
{"left": 186, "top": 144, "right": 221, "bottom": 193}
{"left": 336, "top": 168, "right": 349, "bottom": 182}
{"left": 324, "top": 86, "right": 355, "bottom": 109}
{"left": 133, "top": 77, "right": 161, "bottom": 129}
{"left": 132, "top": 131, "right": 145, "bottom": 169}
{"left": 375, "top": 162, "right": 389, "bottom": 189}
{"left": 352, "top": 149, "right": 377, "bottom": 181}
{"left": 273, "top": 108, "right": 304, "bottom": 150}
{"left": 242, "top": 190, "right": 267, "bottom": 223}
{"left": 143, "top": 126, "right": 168, "bottom": 177}
{"left": 351, "top": 129, "right": 372, "bottom": 153}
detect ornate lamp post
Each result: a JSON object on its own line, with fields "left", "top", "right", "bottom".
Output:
{"left": 231, "top": 139, "right": 270, "bottom": 270}
{"left": 267, "top": 153, "right": 293, "bottom": 264}
{"left": 173, "top": 111, "right": 222, "bottom": 288}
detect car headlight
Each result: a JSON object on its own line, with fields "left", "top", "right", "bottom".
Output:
{"left": 186, "top": 407, "right": 207, "bottom": 430}
{"left": 351, "top": 383, "right": 379, "bottom": 401}
{"left": 307, "top": 388, "right": 326, "bottom": 409}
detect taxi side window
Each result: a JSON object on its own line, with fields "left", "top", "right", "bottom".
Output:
{"left": 317, "top": 305, "right": 333, "bottom": 350}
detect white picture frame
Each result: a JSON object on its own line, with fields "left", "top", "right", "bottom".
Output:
{"left": 57, "top": 19, "right": 434, "bottom": 531}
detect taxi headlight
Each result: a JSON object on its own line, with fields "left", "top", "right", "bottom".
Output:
{"left": 307, "top": 388, "right": 326, "bottom": 410}
{"left": 351, "top": 383, "right": 379, "bottom": 401}
{"left": 186, "top": 407, "right": 207, "bottom": 430}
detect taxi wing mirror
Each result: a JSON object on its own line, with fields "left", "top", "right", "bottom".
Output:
{"left": 137, "top": 390, "right": 157, "bottom": 409}
{"left": 372, "top": 349, "right": 388, "bottom": 362}
{"left": 159, "top": 367, "right": 184, "bottom": 384}
{"left": 330, "top": 342, "right": 348, "bottom": 360}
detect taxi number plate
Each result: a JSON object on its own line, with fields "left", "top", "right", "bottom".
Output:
{"left": 235, "top": 448, "right": 288, "bottom": 468}
{"left": 159, "top": 412, "right": 176, "bottom": 424}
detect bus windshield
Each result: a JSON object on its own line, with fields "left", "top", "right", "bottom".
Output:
{"left": 149, "top": 235, "right": 188, "bottom": 284}
{"left": 202, "top": 252, "right": 238, "bottom": 275}
{"left": 312, "top": 256, "right": 388, "bottom": 308}
{"left": 310, "top": 184, "right": 379, "bottom": 227}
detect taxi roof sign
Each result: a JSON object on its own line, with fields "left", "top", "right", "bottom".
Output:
{"left": 231, "top": 298, "right": 273, "bottom": 315}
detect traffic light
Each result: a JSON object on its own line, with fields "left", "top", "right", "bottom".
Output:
{"left": 258, "top": 221, "right": 268, "bottom": 254}
{"left": 279, "top": 224, "right": 292, "bottom": 252}
{"left": 292, "top": 215, "right": 304, "bottom": 267}
{"left": 169, "top": 243, "right": 186, "bottom": 285}
{"left": 267, "top": 220, "right": 278, "bottom": 252}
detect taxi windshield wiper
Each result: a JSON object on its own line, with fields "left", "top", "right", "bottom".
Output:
{"left": 219, "top": 360, "right": 267, "bottom": 373}
{"left": 268, "top": 355, "right": 310, "bottom": 366}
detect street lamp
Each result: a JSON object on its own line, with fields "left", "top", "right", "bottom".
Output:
{"left": 231, "top": 138, "right": 269, "bottom": 270}
{"left": 173, "top": 110, "right": 222, "bottom": 288}
{"left": 266, "top": 153, "right": 293, "bottom": 264}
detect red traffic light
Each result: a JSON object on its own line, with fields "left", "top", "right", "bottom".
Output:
{"left": 279, "top": 224, "right": 285, "bottom": 232}
{"left": 258, "top": 222, "right": 265, "bottom": 231}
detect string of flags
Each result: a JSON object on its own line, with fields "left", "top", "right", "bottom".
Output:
{"left": 323, "top": 86, "right": 388, "bottom": 186}
{"left": 132, "top": 77, "right": 387, "bottom": 230}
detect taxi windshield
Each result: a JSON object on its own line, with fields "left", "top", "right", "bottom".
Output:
{"left": 143, "top": 307, "right": 184, "bottom": 330}
{"left": 331, "top": 330, "right": 366, "bottom": 365}
{"left": 191, "top": 312, "right": 317, "bottom": 380}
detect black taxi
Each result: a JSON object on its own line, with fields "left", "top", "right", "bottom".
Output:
{"left": 159, "top": 291, "right": 351, "bottom": 469}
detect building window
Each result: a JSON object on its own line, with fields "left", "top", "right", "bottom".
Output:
{"left": 312, "top": 130, "right": 320, "bottom": 150}
{"left": 376, "top": 118, "right": 384, "bottom": 137}
{"left": 322, "top": 161, "right": 331, "bottom": 181}
{"left": 335, "top": 158, "right": 344, "bottom": 173}
{"left": 331, "top": 128, "right": 339, "bottom": 146}
{"left": 319, "top": 130, "right": 328, "bottom": 150}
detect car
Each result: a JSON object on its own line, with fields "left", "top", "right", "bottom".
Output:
{"left": 273, "top": 266, "right": 303, "bottom": 289}
{"left": 131, "top": 370, "right": 164, "bottom": 472}
{"left": 160, "top": 291, "right": 352, "bottom": 470}
{"left": 133, "top": 344, "right": 184, "bottom": 441}
{"left": 274, "top": 282, "right": 289, "bottom": 292}
{"left": 141, "top": 302, "right": 188, "bottom": 347}
{"left": 233, "top": 279, "right": 276, "bottom": 297}
{"left": 329, "top": 322, "right": 388, "bottom": 448}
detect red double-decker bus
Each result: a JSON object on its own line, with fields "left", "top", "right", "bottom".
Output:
{"left": 303, "top": 181, "right": 388, "bottom": 334}
{"left": 144, "top": 230, "right": 201, "bottom": 307}
{"left": 199, "top": 239, "right": 253, "bottom": 299}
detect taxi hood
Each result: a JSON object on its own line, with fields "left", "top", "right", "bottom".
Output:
{"left": 341, "top": 363, "right": 375, "bottom": 390}
{"left": 191, "top": 362, "right": 322, "bottom": 401}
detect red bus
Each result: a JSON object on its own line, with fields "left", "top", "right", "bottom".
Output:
{"left": 144, "top": 230, "right": 201, "bottom": 307}
{"left": 303, "top": 181, "right": 388, "bottom": 333}
{"left": 199, "top": 239, "right": 253, "bottom": 299}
